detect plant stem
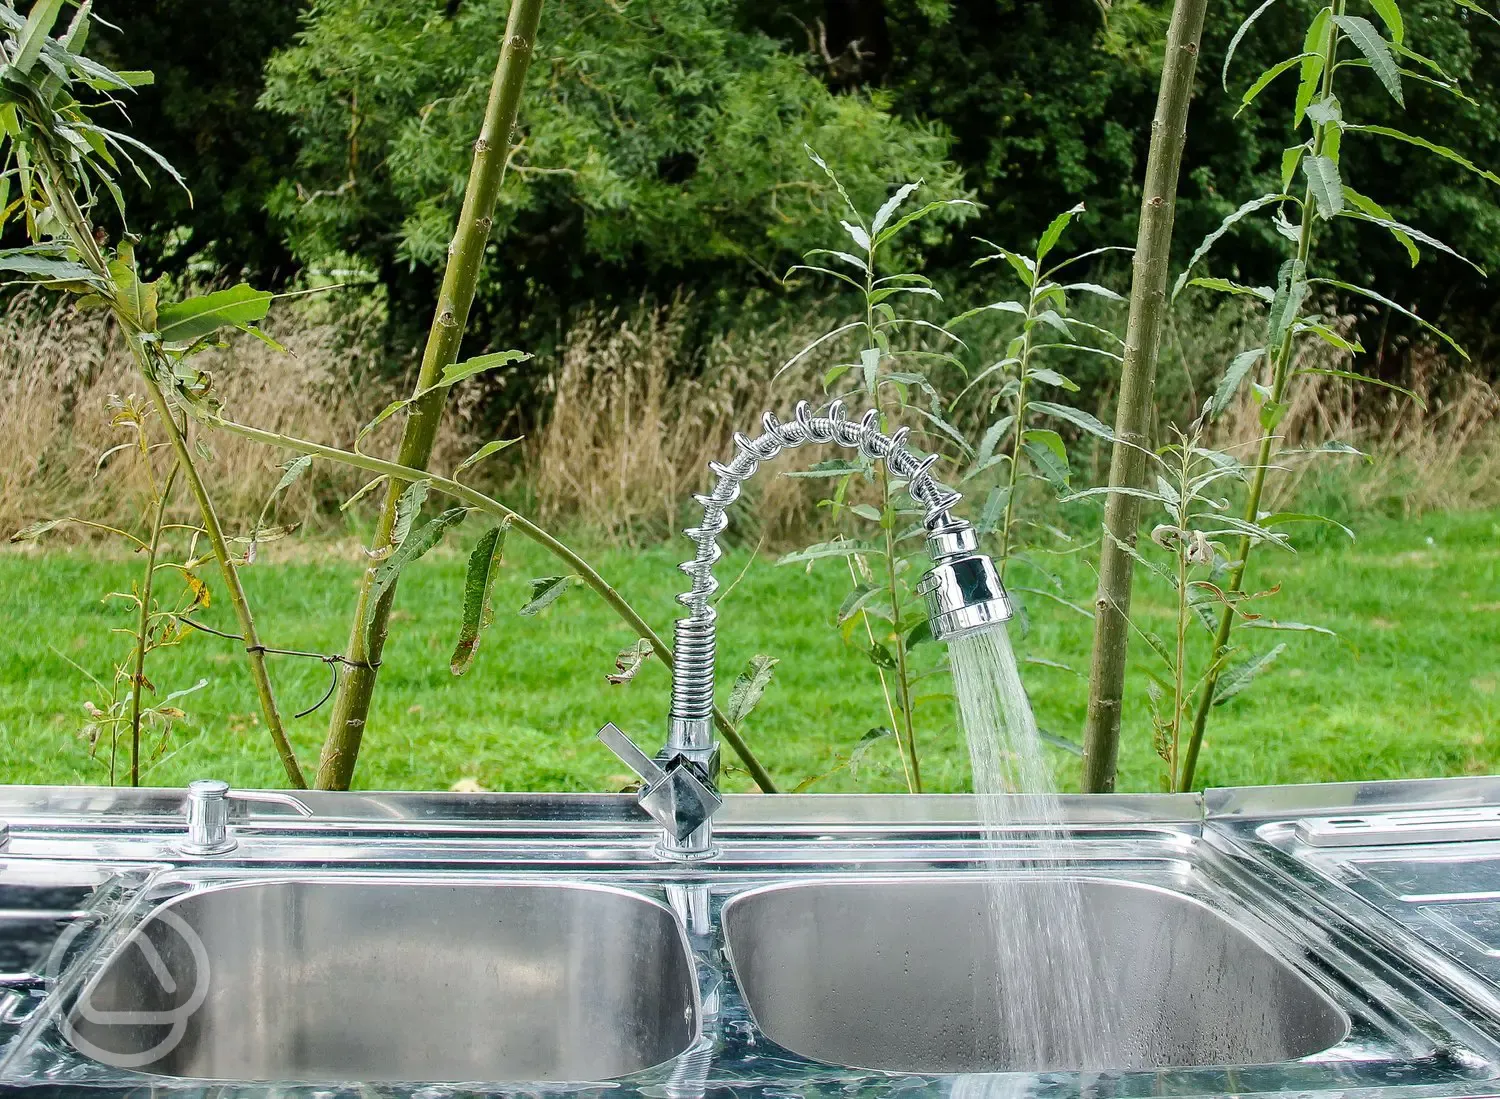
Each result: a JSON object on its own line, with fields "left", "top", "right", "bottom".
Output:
{"left": 207, "top": 414, "right": 779, "bottom": 793}
{"left": 997, "top": 290, "right": 1039, "bottom": 577}
{"left": 1180, "top": 3, "right": 1342, "bottom": 791}
{"left": 32, "top": 139, "right": 307, "bottom": 788}
{"left": 130, "top": 463, "right": 178, "bottom": 788}
{"left": 320, "top": 0, "right": 545, "bottom": 791}
{"left": 880, "top": 470, "right": 922, "bottom": 792}
{"left": 862, "top": 240, "right": 922, "bottom": 792}
{"left": 1081, "top": 0, "right": 1209, "bottom": 793}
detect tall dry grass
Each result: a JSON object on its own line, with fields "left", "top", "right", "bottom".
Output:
{"left": 531, "top": 295, "right": 851, "bottom": 545}
{"left": 1211, "top": 301, "right": 1500, "bottom": 516}
{"left": 0, "top": 290, "right": 479, "bottom": 541}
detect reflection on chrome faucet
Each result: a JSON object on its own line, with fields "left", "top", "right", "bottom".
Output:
{"left": 598, "top": 398, "right": 1013, "bottom": 858}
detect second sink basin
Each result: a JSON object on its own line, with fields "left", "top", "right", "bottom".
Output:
{"left": 66, "top": 878, "right": 698, "bottom": 1083}
{"left": 723, "top": 877, "right": 1348, "bottom": 1073}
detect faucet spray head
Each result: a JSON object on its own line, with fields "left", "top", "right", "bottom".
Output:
{"left": 918, "top": 525, "right": 1014, "bottom": 642}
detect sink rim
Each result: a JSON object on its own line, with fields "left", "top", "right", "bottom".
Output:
{"left": 721, "top": 871, "right": 1354, "bottom": 1074}
{"left": 61, "top": 872, "right": 704, "bottom": 1086}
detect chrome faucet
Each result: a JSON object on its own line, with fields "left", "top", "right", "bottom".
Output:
{"left": 598, "top": 399, "right": 1013, "bottom": 859}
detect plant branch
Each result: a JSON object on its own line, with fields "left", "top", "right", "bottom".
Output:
{"left": 206, "top": 414, "right": 779, "bottom": 793}
{"left": 1180, "top": 1, "right": 1343, "bottom": 791}
{"left": 31, "top": 138, "right": 307, "bottom": 788}
{"left": 319, "top": 0, "right": 547, "bottom": 790}
{"left": 129, "top": 462, "right": 178, "bottom": 788}
{"left": 1081, "top": 0, "right": 1209, "bottom": 793}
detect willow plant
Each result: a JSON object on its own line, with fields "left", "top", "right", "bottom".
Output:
{"left": 1169, "top": 0, "right": 1492, "bottom": 789}
{"left": 1, "top": 0, "right": 780, "bottom": 794}
{"left": 0, "top": 0, "right": 308, "bottom": 785}
{"left": 1081, "top": 0, "right": 1209, "bottom": 793}
{"left": 317, "top": 0, "right": 544, "bottom": 790}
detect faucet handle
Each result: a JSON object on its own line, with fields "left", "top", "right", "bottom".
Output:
{"left": 597, "top": 723, "right": 723, "bottom": 845}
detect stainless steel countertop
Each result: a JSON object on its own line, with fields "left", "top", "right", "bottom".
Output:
{"left": 0, "top": 776, "right": 1497, "bottom": 1096}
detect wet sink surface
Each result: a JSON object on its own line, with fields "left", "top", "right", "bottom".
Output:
{"left": 66, "top": 879, "right": 699, "bottom": 1083}
{"left": 723, "top": 877, "right": 1349, "bottom": 1073}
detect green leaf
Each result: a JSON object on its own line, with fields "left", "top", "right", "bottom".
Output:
{"left": 438, "top": 349, "right": 531, "bottom": 389}
{"left": 1338, "top": 210, "right": 1484, "bottom": 274}
{"left": 11, "top": 0, "right": 66, "bottom": 75}
{"left": 870, "top": 181, "right": 921, "bottom": 239}
{"left": 254, "top": 455, "right": 313, "bottom": 534}
{"left": 366, "top": 507, "right": 467, "bottom": 645}
{"left": 726, "top": 653, "right": 780, "bottom": 724}
{"left": 1451, "top": 0, "right": 1500, "bottom": 25}
{"left": 1028, "top": 368, "right": 1079, "bottom": 392}
{"left": 972, "top": 239, "right": 1035, "bottom": 287}
{"left": 0, "top": 252, "right": 98, "bottom": 283}
{"left": 1267, "top": 259, "right": 1308, "bottom": 348}
{"left": 1281, "top": 145, "right": 1308, "bottom": 192}
{"left": 865, "top": 641, "right": 898, "bottom": 671}
{"left": 776, "top": 540, "right": 878, "bottom": 565}
{"left": 392, "top": 480, "right": 429, "bottom": 548}
{"left": 1213, "top": 348, "right": 1265, "bottom": 418}
{"left": 950, "top": 299, "right": 1027, "bottom": 325}
{"left": 1022, "top": 431, "right": 1070, "bottom": 490}
{"left": 1302, "top": 155, "right": 1344, "bottom": 218}
{"left": 1295, "top": 9, "right": 1332, "bottom": 127}
{"left": 605, "top": 639, "right": 654, "bottom": 685}
{"left": 1343, "top": 124, "right": 1500, "bottom": 186}
{"left": 1333, "top": 14, "right": 1403, "bottom": 104}
{"left": 454, "top": 438, "right": 521, "bottom": 479}
{"left": 519, "top": 574, "right": 577, "bottom": 617}
{"left": 1259, "top": 512, "right": 1355, "bottom": 539}
{"left": 157, "top": 285, "right": 273, "bottom": 347}
{"left": 1238, "top": 54, "right": 1311, "bottom": 114}
{"left": 1342, "top": 185, "right": 1418, "bottom": 265}
{"left": 1174, "top": 194, "right": 1289, "bottom": 299}
{"left": 1295, "top": 367, "right": 1423, "bottom": 403}
{"left": 1223, "top": 0, "right": 1281, "bottom": 88}
{"left": 975, "top": 485, "right": 1010, "bottom": 534}
{"left": 107, "top": 243, "right": 157, "bottom": 332}
{"left": 1035, "top": 202, "right": 1085, "bottom": 265}
{"left": 1296, "top": 317, "right": 1364, "bottom": 352}
{"left": 1029, "top": 400, "right": 1116, "bottom": 441}
{"left": 1242, "top": 619, "right": 1337, "bottom": 636}
{"left": 1189, "top": 277, "right": 1274, "bottom": 302}
{"left": 1312, "top": 278, "right": 1468, "bottom": 359}
{"left": 1062, "top": 282, "right": 1124, "bottom": 301}
{"left": 875, "top": 198, "right": 975, "bottom": 246}
{"left": 356, "top": 399, "right": 411, "bottom": 448}
{"left": 905, "top": 619, "right": 933, "bottom": 651}
{"left": 1368, "top": 0, "right": 1404, "bottom": 42}
{"left": 1214, "top": 643, "right": 1289, "bottom": 705}
{"left": 450, "top": 521, "right": 509, "bottom": 676}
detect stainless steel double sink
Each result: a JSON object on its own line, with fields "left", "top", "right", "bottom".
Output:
{"left": 1, "top": 783, "right": 1499, "bottom": 1096}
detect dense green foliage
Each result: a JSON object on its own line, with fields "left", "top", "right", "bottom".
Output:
{"left": 86, "top": 0, "right": 1499, "bottom": 371}
{"left": 259, "top": 0, "right": 969, "bottom": 348}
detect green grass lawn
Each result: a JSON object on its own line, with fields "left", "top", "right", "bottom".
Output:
{"left": 1, "top": 507, "right": 1496, "bottom": 794}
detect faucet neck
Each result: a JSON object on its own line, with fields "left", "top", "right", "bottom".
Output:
{"left": 669, "top": 399, "right": 1002, "bottom": 745}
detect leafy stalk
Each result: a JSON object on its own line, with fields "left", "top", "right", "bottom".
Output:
{"left": 1178, "top": 2, "right": 1343, "bottom": 790}
{"left": 204, "top": 413, "right": 779, "bottom": 793}
{"left": 129, "top": 462, "right": 178, "bottom": 787}
{"left": 320, "top": 0, "right": 545, "bottom": 791}
{"left": 1081, "top": 0, "right": 1209, "bottom": 793}
{"left": 28, "top": 138, "right": 308, "bottom": 788}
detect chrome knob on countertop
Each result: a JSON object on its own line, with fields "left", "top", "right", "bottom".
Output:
{"left": 175, "top": 779, "right": 314, "bottom": 856}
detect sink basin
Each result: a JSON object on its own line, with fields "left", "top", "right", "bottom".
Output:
{"left": 65, "top": 879, "right": 698, "bottom": 1083}
{"left": 723, "top": 877, "right": 1349, "bottom": 1073}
